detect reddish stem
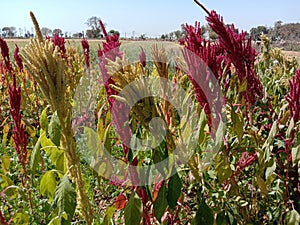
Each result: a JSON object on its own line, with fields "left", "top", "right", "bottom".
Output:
{"left": 0, "top": 211, "right": 7, "bottom": 225}
{"left": 193, "top": 0, "right": 211, "bottom": 15}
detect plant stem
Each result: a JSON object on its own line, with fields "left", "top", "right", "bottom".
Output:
{"left": 58, "top": 108, "right": 94, "bottom": 225}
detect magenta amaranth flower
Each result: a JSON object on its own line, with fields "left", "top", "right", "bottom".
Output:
{"left": 8, "top": 73, "right": 28, "bottom": 176}
{"left": 81, "top": 38, "right": 90, "bottom": 68}
{"left": 180, "top": 22, "right": 224, "bottom": 130}
{"left": 286, "top": 70, "right": 300, "bottom": 124}
{"left": 1, "top": 38, "right": 28, "bottom": 184}
{"left": 98, "top": 20, "right": 131, "bottom": 158}
{"left": 0, "top": 38, "right": 13, "bottom": 72}
{"left": 14, "top": 45, "right": 23, "bottom": 71}
{"left": 139, "top": 47, "right": 146, "bottom": 67}
{"left": 52, "top": 33, "right": 66, "bottom": 57}
{"left": 205, "top": 10, "right": 263, "bottom": 106}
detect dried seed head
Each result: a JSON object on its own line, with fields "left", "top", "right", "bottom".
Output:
{"left": 30, "top": 11, "right": 43, "bottom": 43}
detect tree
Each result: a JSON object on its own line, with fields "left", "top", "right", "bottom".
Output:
{"left": 53, "top": 28, "right": 63, "bottom": 37}
{"left": 250, "top": 25, "right": 268, "bottom": 41}
{"left": 174, "top": 30, "right": 183, "bottom": 40}
{"left": 72, "top": 32, "right": 83, "bottom": 38}
{"left": 85, "top": 16, "right": 103, "bottom": 38}
{"left": 41, "top": 27, "right": 52, "bottom": 37}
{"left": 2, "top": 27, "right": 16, "bottom": 37}
{"left": 108, "top": 29, "right": 120, "bottom": 37}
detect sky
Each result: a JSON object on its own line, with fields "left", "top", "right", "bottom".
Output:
{"left": 1, "top": 0, "right": 300, "bottom": 38}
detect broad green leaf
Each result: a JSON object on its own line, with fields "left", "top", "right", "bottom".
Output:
{"left": 40, "top": 107, "right": 49, "bottom": 133}
{"left": 286, "top": 118, "right": 294, "bottom": 139}
{"left": 84, "top": 127, "right": 103, "bottom": 156}
{"left": 216, "top": 211, "right": 226, "bottom": 225}
{"left": 262, "top": 121, "right": 277, "bottom": 162}
{"left": 284, "top": 209, "right": 300, "bottom": 225}
{"left": 214, "top": 121, "right": 225, "bottom": 152}
{"left": 1, "top": 123, "right": 9, "bottom": 148}
{"left": 13, "top": 211, "right": 30, "bottom": 225}
{"left": 30, "top": 137, "right": 41, "bottom": 175}
{"left": 49, "top": 112, "right": 62, "bottom": 147}
{"left": 48, "top": 216, "right": 61, "bottom": 225}
{"left": 195, "top": 200, "right": 214, "bottom": 225}
{"left": 265, "top": 159, "right": 276, "bottom": 181}
{"left": 54, "top": 175, "right": 76, "bottom": 225}
{"left": 41, "top": 132, "right": 65, "bottom": 171}
{"left": 167, "top": 172, "right": 182, "bottom": 208}
{"left": 231, "top": 109, "right": 244, "bottom": 143}
{"left": 0, "top": 174, "right": 17, "bottom": 198}
{"left": 154, "top": 182, "right": 168, "bottom": 221}
{"left": 40, "top": 171, "right": 57, "bottom": 202}
{"left": 1, "top": 154, "right": 10, "bottom": 174}
{"left": 292, "top": 146, "right": 300, "bottom": 167}
{"left": 198, "top": 110, "right": 207, "bottom": 145}
{"left": 103, "top": 205, "right": 116, "bottom": 225}
{"left": 256, "top": 176, "right": 268, "bottom": 196}
{"left": 239, "top": 79, "right": 247, "bottom": 93}
{"left": 124, "top": 191, "right": 143, "bottom": 225}
{"left": 216, "top": 161, "right": 232, "bottom": 184}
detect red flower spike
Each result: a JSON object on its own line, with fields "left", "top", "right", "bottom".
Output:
{"left": 181, "top": 22, "right": 224, "bottom": 130}
{"left": 52, "top": 33, "right": 66, "bottom": 57}
{"left": 139, "top": 47, "right": 146, "bottom": 67}
{"left": 81, "top": 38, "right": 90, "bottom": 68}
{"left": 286, "top": 70, "right": 300, "bottom": 123}
{"left": 205, "top": 11, "right": 263, "bottom": 106}
{"left": 14, "top": 45, "right": 23, "bottom": 71}
{"left": 98, "top": 20, "right": 131, "bottom": 160}
{"left": 0, "top": 38, "right": 13, "bottom": 73}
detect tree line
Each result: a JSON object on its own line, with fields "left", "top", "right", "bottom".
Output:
{"left": 250, "top": 21, "right": 300, "bottom": 42}
{"left": 1, "top": 16, "right": 300, "bottom": 42}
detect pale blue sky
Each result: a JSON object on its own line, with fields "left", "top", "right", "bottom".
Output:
{"left": 1, "top": 0, "right": 299, "bottom": 37}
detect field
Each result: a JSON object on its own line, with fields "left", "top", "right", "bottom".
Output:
{"left": 1, "top": 6, "right": 300, "bottom": 225}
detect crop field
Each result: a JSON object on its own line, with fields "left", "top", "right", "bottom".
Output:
{"left": 1, "top": 1, "right": 300, "bottom": 225}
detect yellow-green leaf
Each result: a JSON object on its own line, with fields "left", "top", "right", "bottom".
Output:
{"left": 40, "top": 107, "right": 49, "bottom": 133}
{"left": 1, "top": 155, "right": 10, "bottom": 174}
{"left": 40, "top": 171, "right": 57, "bottom": 202}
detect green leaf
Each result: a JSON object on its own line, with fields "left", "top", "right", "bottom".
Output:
{"left": 195, "top": 200, "right": 214, "bottom": 225}
{"left": 284, "top": 209, "right": 300, "bottom": 225}
{"left": 0, "top": 174, "right": 17, "bottom": 198}
{"left": 84, "top": 127, "right": 103, "bottom": 156}
{"left": 154, "top": 182, "right": 168, "bottom": 221}
{"left": 167, "top": 172, "right": 182, "bottom": 208}
{"left": 40, "top": 171, "right": 57, "bottom": 202}
{"left": 54, "top": 175, "right": 76, "bottom": 224}
{"left": 239, "top": 79, "right": 247, "bottom": 93}
{"left": 49, "top": 112, "right": 62, "bottom": 146}
{"left": 30, "top": 137, "right": 41, "bottom": 175}
{"left": 1, "top": 154, "right": 10, "bottom": 174}
{"left": 103, "top": 205, "right": 116, "bottom": 225}
{"left": 216, "top": 211, "right": 226, "bottom": 225}
{"left": 216, "top": 161, "right": 232, "bottom": 184}
{"left": 231, "top": 109, "right": 244, "bottom": 143}
{"left": 124, "top": 191, "right": 143, "bottom": 225}
{"left": 262, "top": 121, "right": 277, "bottom": 162}
{"left": 292, "top": 146, "right": 300, "bottom": 167}
{"left": 41, "top": 131, "right": 65, "bottom": 171}
{"left": 48, "top": 216, "right": 61, "bottom": 225}
{"left": 214, "top": 121, "right": 225, "bottom": 151}
{"left": 265, "top": 159, "right": 276, "bottom": 181}
{"left": 256, "top": 176, "right": 268, "bottom": 196}
{"left": 286, "top": 118, "right": 294, "bottom": 139}
{"left": 40, "top": 107, "right": 49, "bottom": 133}
{"left": 13, "top": 211, "right": 30, "bottom": 225}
